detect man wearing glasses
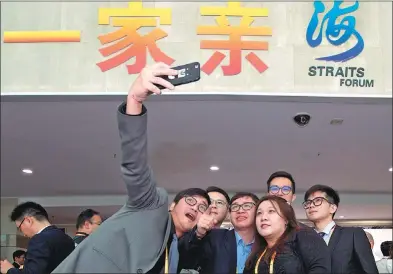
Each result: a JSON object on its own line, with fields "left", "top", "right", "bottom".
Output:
{"left": 180, "top": 192, "right": 259, "bottom": 274}
{"left": 266, "top": 171, "right": 297, "bottom": 204}
{"left": 0, "top": 202, "right": 74, "bottom": 274}
{"left": 53, "top": 63, "right": 210, "bottom": 274}
{"left": 73, "top": 209, "right": 102, "bottom": 246}
{"left": 206, "top": 186, "right": 230, "bottom": 228}
{"left": 303, "top": 184, "right": 378, "bottom": 273}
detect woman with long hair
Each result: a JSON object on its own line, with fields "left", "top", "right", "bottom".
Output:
{"left": 244, "top": 195, "right": 331, "bottom": 274}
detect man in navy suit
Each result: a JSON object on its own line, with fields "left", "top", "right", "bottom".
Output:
{"left": 180, "top": 192, "right": 259, "bottom": 274}
{"left": 303, "top": 184, "right": 378, "bottom": 274}
{"left": 0, "top": 202, "right": 74, "bottom": 274}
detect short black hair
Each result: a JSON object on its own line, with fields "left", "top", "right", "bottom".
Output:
{"left": 230, "top": 192, "right": 259, "bottom": 206}
{"left": 304, "top": 184, "right": 340, "bottom": 217}
{"left": 266, "top": 171, "right": 296, "bottom": 194}
{"left": 206, "top": 186, "right": 230, "bottom": 204}
{"left": 76, "top": 209, "right": 100, "bottom": 229}
{"left": 173, "top": 188, "right": 211, "bottom": 205}
{"left": 381, "top": 241, "right": 393, "bottom": 257}
{"left": 13, "top": 250, "right": 26, "bottom": 260}
{"left": 10, "top": 201, "right": 49, "bottom": 222}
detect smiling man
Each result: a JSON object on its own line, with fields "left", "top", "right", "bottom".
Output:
{"left": 180, "top": 192, "right": 259, "bottom": 274}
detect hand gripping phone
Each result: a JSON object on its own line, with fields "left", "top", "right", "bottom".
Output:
{"left": 157, "top": 62, "right": 201, "bottom": 89}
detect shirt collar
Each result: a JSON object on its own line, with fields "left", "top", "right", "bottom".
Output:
{"left": 234, "top": 231, "right": 255, "bottom": 246}
{"left": 317, "top": 220, "right": 336, "bottom": 234}
{"left": 37, "top": 225, "right": 50, "bottom": 235}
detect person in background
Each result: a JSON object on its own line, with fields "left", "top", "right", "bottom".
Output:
{"left": 0, "top": 202, "right": 74, "bottom": 274}
{"left": 73, "top": 209, "right": 102, "bottom": 246}
{"left": 377, "top": 241, "right": 393, "bottom": 273}
{"left": 244, "top": 195, "right": 330, "bottom": 274}
{"left": 266, "top": 171, "right": 297, "bottom": 205}
{"left": 304, "top": 184, "right": 378, "bottom": 273}
{"left": 206, "top": 186, "right": 230, "bottom": 228}
{"left": 11, "top": 251, "right": 25, "bottom": 269}
{"left": 266, "top": 171, "right": 311, "bottom": 229}
{"left": 365, "top": 231, "right": 375, "bottom": 250}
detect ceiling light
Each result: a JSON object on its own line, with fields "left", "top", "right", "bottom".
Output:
{"left": 210, "top": 166, "right": 219, "bottom": 171}
{"left": 339, "top": 215, "right": 345, "bottom": 219}
{"left": 389, "top": 167, "right": 392, "bottom": 172}
{"left": 22, "top": 168, "right": 33, "bottom": 174}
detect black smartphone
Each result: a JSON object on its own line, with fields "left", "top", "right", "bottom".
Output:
{"left": 157, "top": 62, "right": 201, "bottom": 89}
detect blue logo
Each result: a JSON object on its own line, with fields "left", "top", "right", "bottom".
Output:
{"left": 306, "top": 0, "right": 364, "bottom": 62}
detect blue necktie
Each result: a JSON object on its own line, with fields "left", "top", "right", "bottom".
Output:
{"left": 318, "top": 232, "right": 326, "bottom": 237}
{"left": 169, "top": 234, "right": 179, "bottom": 273}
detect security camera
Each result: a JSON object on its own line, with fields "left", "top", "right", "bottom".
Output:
{"left": 293, "top": 112, "right": 311, "bottom": 127}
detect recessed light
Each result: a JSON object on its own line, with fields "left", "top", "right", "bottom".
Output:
{"left": 22, "top": 168, "right": 33, "bottom": 174}
{"left": 210, "top": 166, "right": 219, "bottom": 171}
{"left": 389, "top": 167, "right": 392, "bottom": 172}
{"left": 339, "top": 215, "right": 345, "bottom": 219}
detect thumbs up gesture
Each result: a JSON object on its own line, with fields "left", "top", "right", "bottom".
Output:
{"left": 196, "top": 206, "right": 217, "bottom": 238}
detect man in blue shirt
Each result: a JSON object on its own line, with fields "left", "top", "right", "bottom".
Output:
{"left": 180, "top": 192, "right": 258, "bottom": 274}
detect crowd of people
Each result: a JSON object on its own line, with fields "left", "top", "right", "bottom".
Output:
{"left": 1, "top": 63, "right": 391, "bottom": 274}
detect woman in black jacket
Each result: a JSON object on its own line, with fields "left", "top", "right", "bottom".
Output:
{"left": 244, "top": 195, "right": 331, "bottom": 274}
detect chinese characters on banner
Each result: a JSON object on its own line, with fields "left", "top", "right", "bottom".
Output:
{"left": 97, "top": 2, "right": 174, "bottom": 74}
{"left": 197, "top": 2, "right": 272, "bottom": 76}
{"left": 306, "top": 0, "right": 364, "bottom": 62}
{"left": 97, "top": 2, "right": 272, "bottom": 75}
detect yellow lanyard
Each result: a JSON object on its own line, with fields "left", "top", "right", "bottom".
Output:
{"left": 164, "top": 247, "right": 169, "bottom": 273}
{"left": 254, "top": 248, "right": 276, "bottom": 274}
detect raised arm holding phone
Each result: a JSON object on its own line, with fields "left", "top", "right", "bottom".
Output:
{"left": 52, "top": 62, "right": 209, "bottom": 274}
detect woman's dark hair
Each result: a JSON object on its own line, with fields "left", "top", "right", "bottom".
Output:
{"left": 245, "top": 195, "right": 299, "bottom": 270}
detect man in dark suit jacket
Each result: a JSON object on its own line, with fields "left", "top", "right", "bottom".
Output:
{"left": 303, "top": 184, "right": 378, "bottom": 274}
{"left": 180, "top": 192, "right": 259, "bottom": 274}
{"left": 0, "top": 202, "right": 74, "bottom": 274}
{"left": 11, "top": 250, "right": 25, "bottom": 269}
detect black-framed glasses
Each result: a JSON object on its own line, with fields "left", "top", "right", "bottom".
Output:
{"left": 302, "top": 197, "right": 332, "bottom": 209}
{"left": 17, "top": 218, "right": 26, "bottom": 232}
{"left": 230, "top": 202, "right": 255, "bottom": 212}
{"left": 184, "top": 196, "right": 208, "bottom": 213}
{"left": 269, "top": 185, "right": 292, "bottom": 195}
{"left": 210, "top": 199, "right": 228, "bottom": 208}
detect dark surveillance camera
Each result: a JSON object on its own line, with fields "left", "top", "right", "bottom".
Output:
{"left": 293, "top": 113, "right": 311, "bottom": 127}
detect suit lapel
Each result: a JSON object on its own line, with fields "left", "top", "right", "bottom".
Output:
{"left": 224, "top": 230, "right": 237, "bottom": 274}
{"left": 328, "top": 225, "right": 342, "bottom": 252}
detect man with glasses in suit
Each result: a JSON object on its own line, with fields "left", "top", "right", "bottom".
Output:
{"left": 303, "top": 184, "right": 378, "bottom": 274}
{"left": 180, "top": 192, "right": 258, "bottom": 274}
{"left": 0, "top": 202, "right": 74, "bottom": 274}
{"left": 52, "top": 62, "right": 211, "bottom": 274}
{"left": 206, "top": 186, "right": 230, "bottom": 228}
